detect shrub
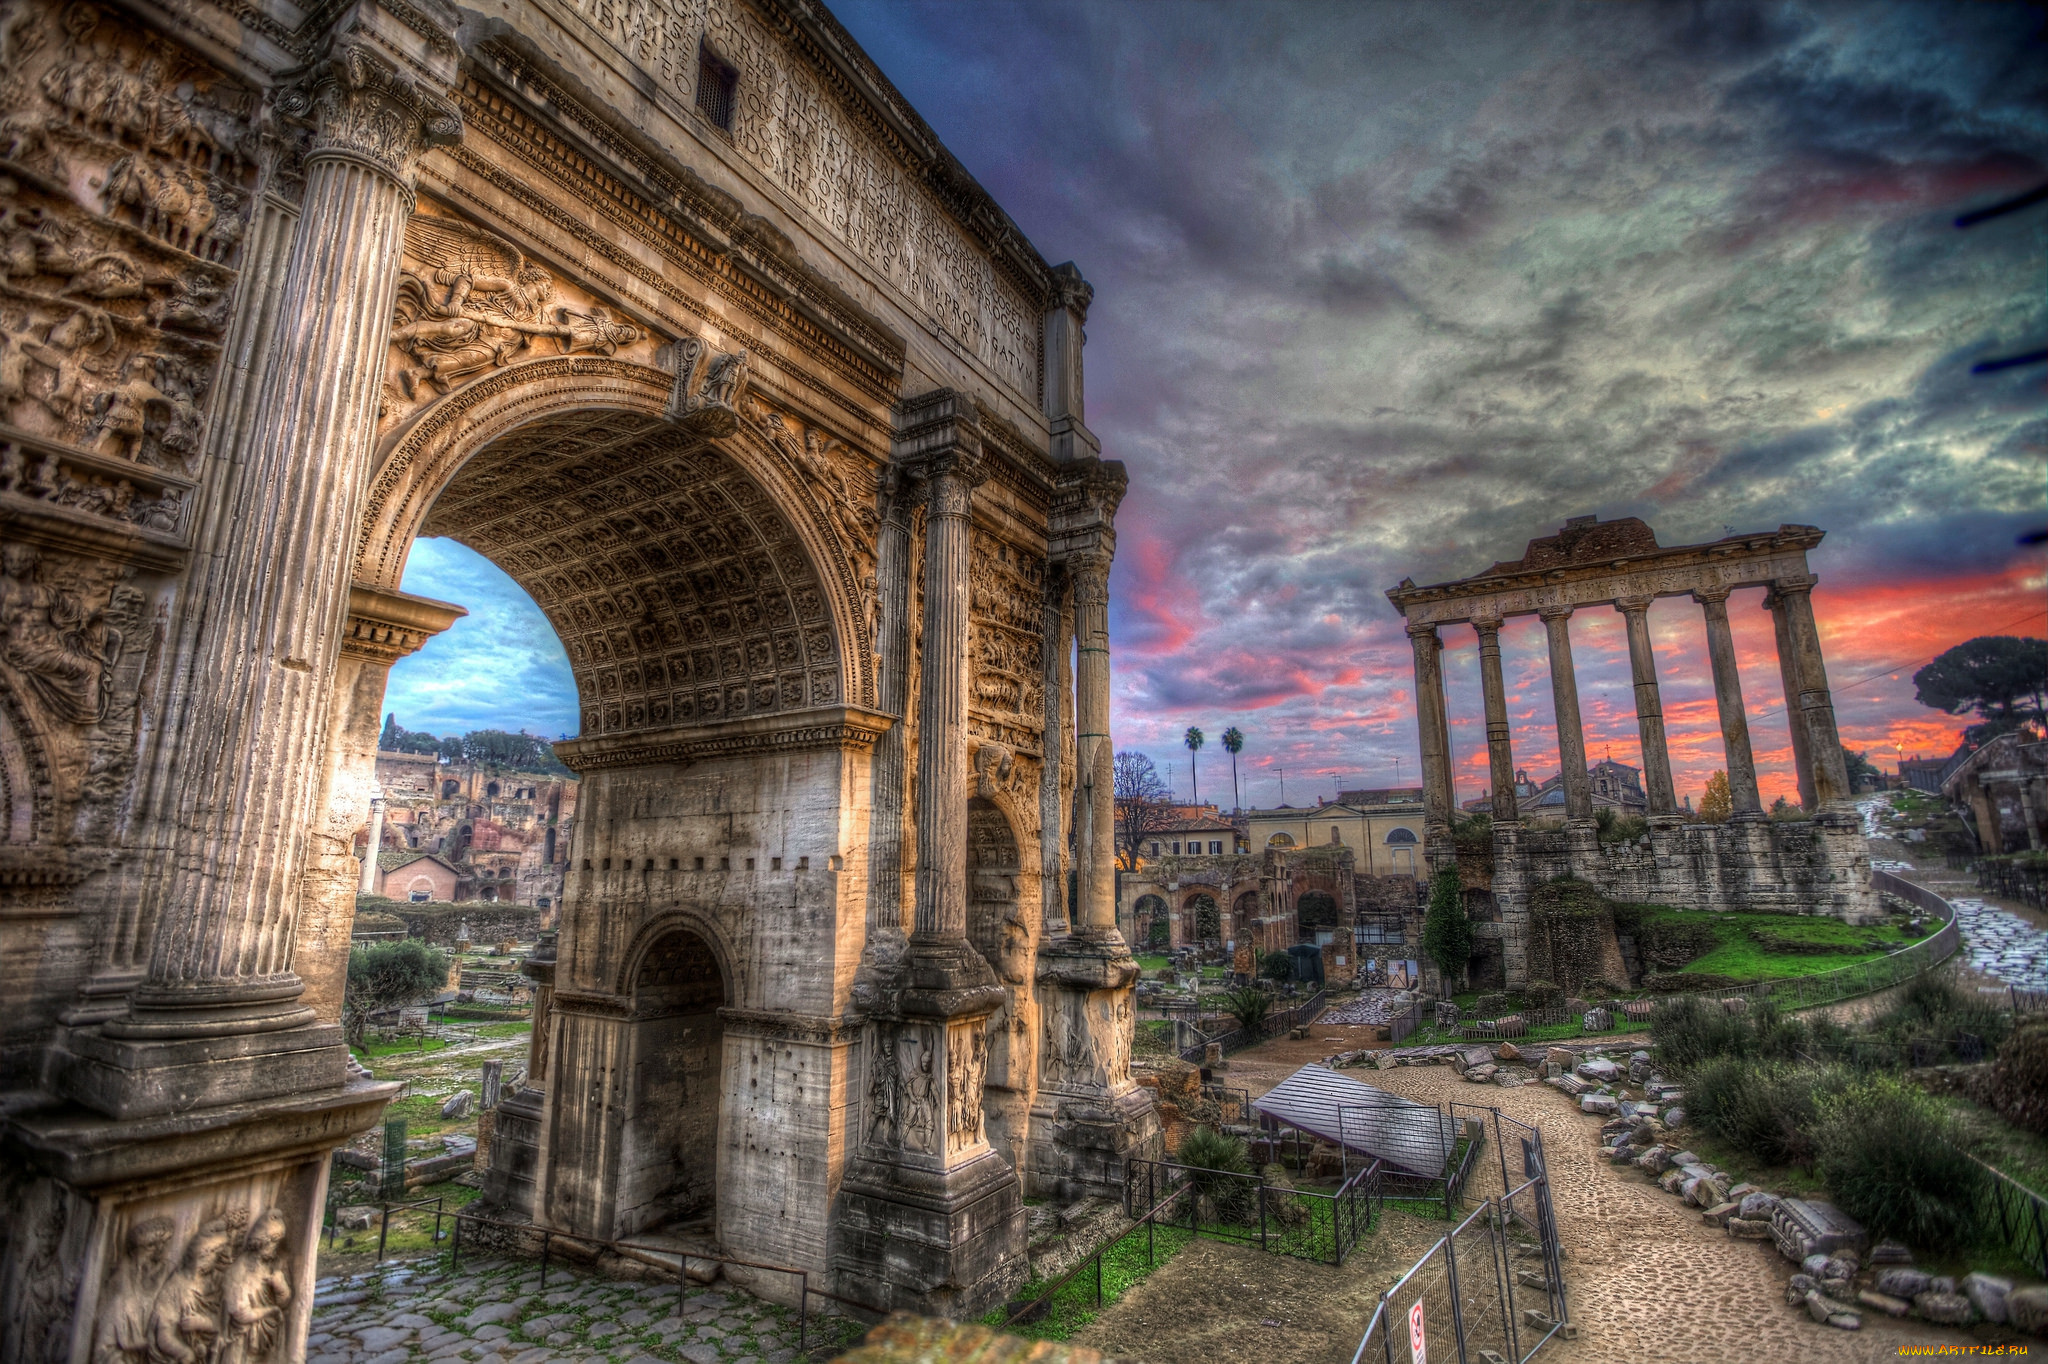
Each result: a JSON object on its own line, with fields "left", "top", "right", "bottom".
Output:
{"left": 1177, "top": 1125, "right": 1255, "bottom": 1221}
{"left": 1257, "top": 950, "right": 1296, "bottom": 983}
{"left": 1872, "top": 975, "right": 2013, "bottom": 1054}
{"left": 1651, "top": 995, "right": 1752, "bottom": 1069}
{"left": 1980, "top": 1018, "right": 2048, "bottom": 1136}
{"left": 1689, "top": 1057, "right": 1845, "bottom": 1167}
{"left": 1220, "top": 986, "right": 1274, "bottom": 1034}
{"left": 1814, "top": 1076, "right": 1988, "bottom": 1251}
{"left": 1422, "top": 868, "right": 1472, "bottom": 990}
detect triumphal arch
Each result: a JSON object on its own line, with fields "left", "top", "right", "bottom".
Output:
{"left": 0, "top": 0, "right": 1155, "bottom": 1353}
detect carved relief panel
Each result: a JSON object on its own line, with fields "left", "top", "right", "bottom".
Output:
{"left": 0, "top": 0, "right": 256, "bottom": 538}
{"left": 0, "top": 541, "right": 159, "bottom": 848}
{"left": 549, "top": 0, "right": 1040, "bottom": 400}
{"left": 378, "top": 202, "right": 657, "bottom": 433}
{"left": 967, "top": 533, "right": 1045, "bottom": 757}
{"left": 743, "top": 394, "right": 878, "bottom": 661}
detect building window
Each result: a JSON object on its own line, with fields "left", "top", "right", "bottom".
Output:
{"left": 1356, "top": 917, "right": 1404, "bottom": 945}
{"left": 410, "top": 890, "right": 429, "bottom": 903}
{"left": 771, "top": 856, "right": 782, "bottom": 871}
{"left": 695, "top": 856, "right": 706, "bottom": 870}
{"left": 537, "top": 897, "right": 550, "bottom": 909}
{"left": 1149, "top": 842, "right": 1160, "bottom": 856}
{"left": 1170, "top": 842, "right": 1181, "bottom": 855}
{"left": 1209, "top": 840, "right": 1223, "bottom": 855}
{"left": 696, "top": 44, "right": 737, "bottom": 131}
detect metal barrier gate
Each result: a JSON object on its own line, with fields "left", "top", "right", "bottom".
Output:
{"left": 1348, "top": 1124, "right": 1569, "bottom": 1364}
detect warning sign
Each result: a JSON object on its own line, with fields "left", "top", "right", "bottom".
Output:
{"left": 1409, "top": 1300, "right": 1426, "bottom": 1364}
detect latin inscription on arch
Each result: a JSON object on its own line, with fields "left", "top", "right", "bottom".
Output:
{"left": 549, "top": 0, "right": 1040, "bottom": 400}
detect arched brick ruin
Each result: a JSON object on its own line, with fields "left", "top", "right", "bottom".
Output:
{"left": 0, "top": 0, "right": 1156, "bottom": 1354}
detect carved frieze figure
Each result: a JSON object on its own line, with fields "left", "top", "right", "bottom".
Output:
{"left": 93, "top": 1216, "right": 176, "bottom": 1364}
{"left": 946, "top": 1022, "right": 988, "bottom": 1153}
{"left": 0, "top": 543, "right": 123, "bottom": 724}
{"left": 1108, "top": 995, "right": 1133, "bottom": 1086}
{"left": 216, "top": 1207, "right": 292, "bottom": 1364}
{"left": 90, "top": 350, "right": 169, "bottom": 459}
{"left": 663, "top": 336, "right": 750, "bottom": 436}
{"left": 865, "top": 1029, "right": 899, "bottom": 1147}
{"left": 388, "top": 216, "right": 641, "bottom": 399}
{"left": 901, "top": 1033, "right": 937, "bottom": 1153}
{"left": 144, "top": 1217, "right": 232, "bottom": 1364}
{"left": 19, "top": 1203, "right": 80, "bottom": 1364}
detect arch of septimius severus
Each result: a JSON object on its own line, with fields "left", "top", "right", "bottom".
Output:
{"left": 0, "top": 0, "right": 1156, "bottom": 1352}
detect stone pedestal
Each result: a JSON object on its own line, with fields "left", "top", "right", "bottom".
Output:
{"left": 0, "top": 1079, "right": 394, "bottom": 1364}
{"left": 837, "top": 948, "right": 1023, "bottom": 1316}
{"left": 1027, "top": 937, "right": 1156, "bottom": 1202}
{"left": 1491, "top": 820, "right": 1530, "bottom": 989}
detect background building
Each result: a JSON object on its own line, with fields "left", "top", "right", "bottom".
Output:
{"left": 356, "top": 751, "right": 578, "bottom": 907}
{"left": 1243, "top": 788, "right": 1426, "bottom": 877}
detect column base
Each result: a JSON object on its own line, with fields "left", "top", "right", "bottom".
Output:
{"left": 834, "top": 1147, "right": 1026, "bottom": 1316}
{"left": 1, "top": 1077, "right": 395, "bottom": 1364}
{"left": 1025, "top": 1084, "right": 1158, "bottom": 1205}
{"left": 57, "top": 1021, "right": 349, "bottom": 1121}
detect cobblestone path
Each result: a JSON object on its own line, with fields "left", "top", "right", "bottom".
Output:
{"left": 308, "top": 1258, "right": 843, "bottom": 1364}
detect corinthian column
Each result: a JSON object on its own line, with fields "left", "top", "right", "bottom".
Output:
{"left": 1771, "top": 575, "right": 1852, "bottom": 807}
{"left": 1615, "top": 597, "right": 1678, "bottom": 818}
{"left": 1538, "top": 606, "right": 1594, "bottom": 823}
{"left": 1694, "top": 587, "right": 1763, "bottom": 817}
{"left": 911, "top": 448, "right": 984, "bottom": 944}
{"left": 1764, "top": 590, "right": 1818, "bottom": 811}
{"left": 1407, "top": 622, "right": 1455, "bottom": 851}
{"left": 72, "top": 38, "right": 460, "bottom": 1112}
{"left": 1070, "top": 547, "right": 1118, "bottom": 936}
{"left": 1472, "top": 617, "right": 1518, "bottom": 824}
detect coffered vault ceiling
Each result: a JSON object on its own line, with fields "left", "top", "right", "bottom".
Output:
{"left": 421, "top": 412, "right": 840, "bottom": 738}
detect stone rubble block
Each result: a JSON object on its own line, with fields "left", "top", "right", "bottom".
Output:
{"left": 1726, "top": 1217, "right": 1773, "bottom": 1240}
{"left": 1857, "top": 1289, "right": 1911, "bottom": 1317}
{"left": 2008, "top": 1286, "right": 2048, "bottom": 1335}
{"left": 1962, "top": 1272, "right": 2013, "bottom": 1324}
{"left": 1576, "top": 1058, "right": 1620, "bottom": 1083}
{"left": 1580, "top": 1093, "right": 1619, "bottom": 1115}
{"left": 1873, "top": 1268, "right": 1931, "bottom": 1299}
{"left": 1913, "top": 1291, "right": 1975, "bottom": 1325}
{"left": 1699, "top": 1201, "right": 1738, "bottom": 1227}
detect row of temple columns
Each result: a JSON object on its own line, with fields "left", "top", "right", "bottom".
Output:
{"left": 1409, "top": 579, "right": 1852, "bottom": 841}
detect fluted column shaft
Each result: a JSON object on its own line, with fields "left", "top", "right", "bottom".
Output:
{"left": 1765, "top": 591, "right": 1818, "bottom": 811}
{"left": 1472, "top": 618, "right": 1518, "bottom": 824}
{"left": 865, "top": 475, "right": 918, "bottom": 939}
{"left": 1407, "top": 623, "right": 1454, "bottom": 841}
{"left": 1695, "top": 588, "right": 1763, "bottom": 815}
{"left": 1774, "top": 577, "right": 1852, "bottom": 806}
{"left": 1039, "top": 567, "right": 1075, "bottom": 937}
{"left": 123, "top": 49, "right": 459, "bottom": 1032}
{"left": 1616, "top": 598, "right": 1678, "bottom": 817}
{"left": 912, "top": 456, "right": 982, "bottom": 940}
{"left": 1539, "top": 607, "right": 1594, "bottom": 823}
{"left": 1071, "top": 549, "right": 1117, "bottom": 932}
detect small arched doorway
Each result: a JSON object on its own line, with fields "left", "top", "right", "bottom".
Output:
{"left": 1134, "top": 893, "right": 1168, "bottom": 948}
{"left": 1384, "top": 826, "right": 1419, "bottom": 876}
{"left": 1185, "top": 892, "right": 1219, "bottom": 945}
{"left": 620, "top": 927, "right": 728, "bottom": 1238}
{"left": 1231, "top": 890, "right": 1259, "bottom": 946}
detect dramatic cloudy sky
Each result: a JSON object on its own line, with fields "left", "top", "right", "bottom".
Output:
{"left": 389, "top": 0, "right": 2047, "bottom": 809}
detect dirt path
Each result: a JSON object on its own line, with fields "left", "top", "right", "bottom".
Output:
{"left": 1085, "top": 1044, "right": 1994, "bottom": 1364}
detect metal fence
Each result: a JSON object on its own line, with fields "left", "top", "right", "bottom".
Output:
{"left": 1973, "top": 859, "right": 2048, "bottom": 911}
{"left": 1348, "top": 1125, "right": 1569, "bottom": 1364}
{"left": 1123, "top": 1151, "right": 1383, "bottom": 1266}
{"left": 1178, "top": 989, "right": 1328, "bottom": 1063}
{"left": 1387, "top": 997, "right": 1425, "bottom": 1045}
{"left": 1969, "top": 1149, "right": 2048, "bottom": 1278}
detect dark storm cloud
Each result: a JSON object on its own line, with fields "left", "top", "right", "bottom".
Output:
{"left": 397, "top": 1, "right": 2047, "bottom": 802}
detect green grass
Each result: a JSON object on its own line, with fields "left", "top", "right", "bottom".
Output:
{"left": 320, "top": 1178, "right": 484, "bottom": 1262}
{"left": 1649, "top": 908, "right": 1917, "bottom": 981}
{"left": 1136, "top": 954, "right": 1171, "bottom": 972}
{"left": 354, "top": 1035, "right": 456, "bottom": 1059}
{"left": 985, "top": 1223, "right": 1195, "bottom": 1340}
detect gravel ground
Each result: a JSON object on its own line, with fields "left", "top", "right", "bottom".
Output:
{"left": 1082, "top": 1040, "right": 2003, "bottom": 1364}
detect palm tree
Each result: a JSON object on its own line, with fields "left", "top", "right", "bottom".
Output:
{"left": 1184, "top": 727, "right": 1205, "bottom": 805}
{"left": 1221, "top": 727, "right": 1244, "bottom": 812}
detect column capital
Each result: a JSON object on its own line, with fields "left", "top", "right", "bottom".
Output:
{"left": 280, "top": 38, "right": 463, "bottom": 193}
{"left": 1048, "top": 261, "right": 1095, "bottom": 321}
{"left": 1405, "top": 619, "right": 1441, "bottom": 641}
{"left": 1066, "top": 546, "right": 1113, "bottom": 598}
{"left": 907, "top": 448, "right": 985, "bottom": 517}
{"left": 1470, "top": 615, "right": 1504, "bottom": 637}
{"left": 1613, "top": 595, "right": 1655, "bottom": 614}
{"left": 1691, "top": 586, "right": 1732, "bottom": 607}
{"left": 1536, "top": 603, "right": 1574, "bottom": 622}
{"left": 1771, "top": 573, "right": 1819, "bottom": 597}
